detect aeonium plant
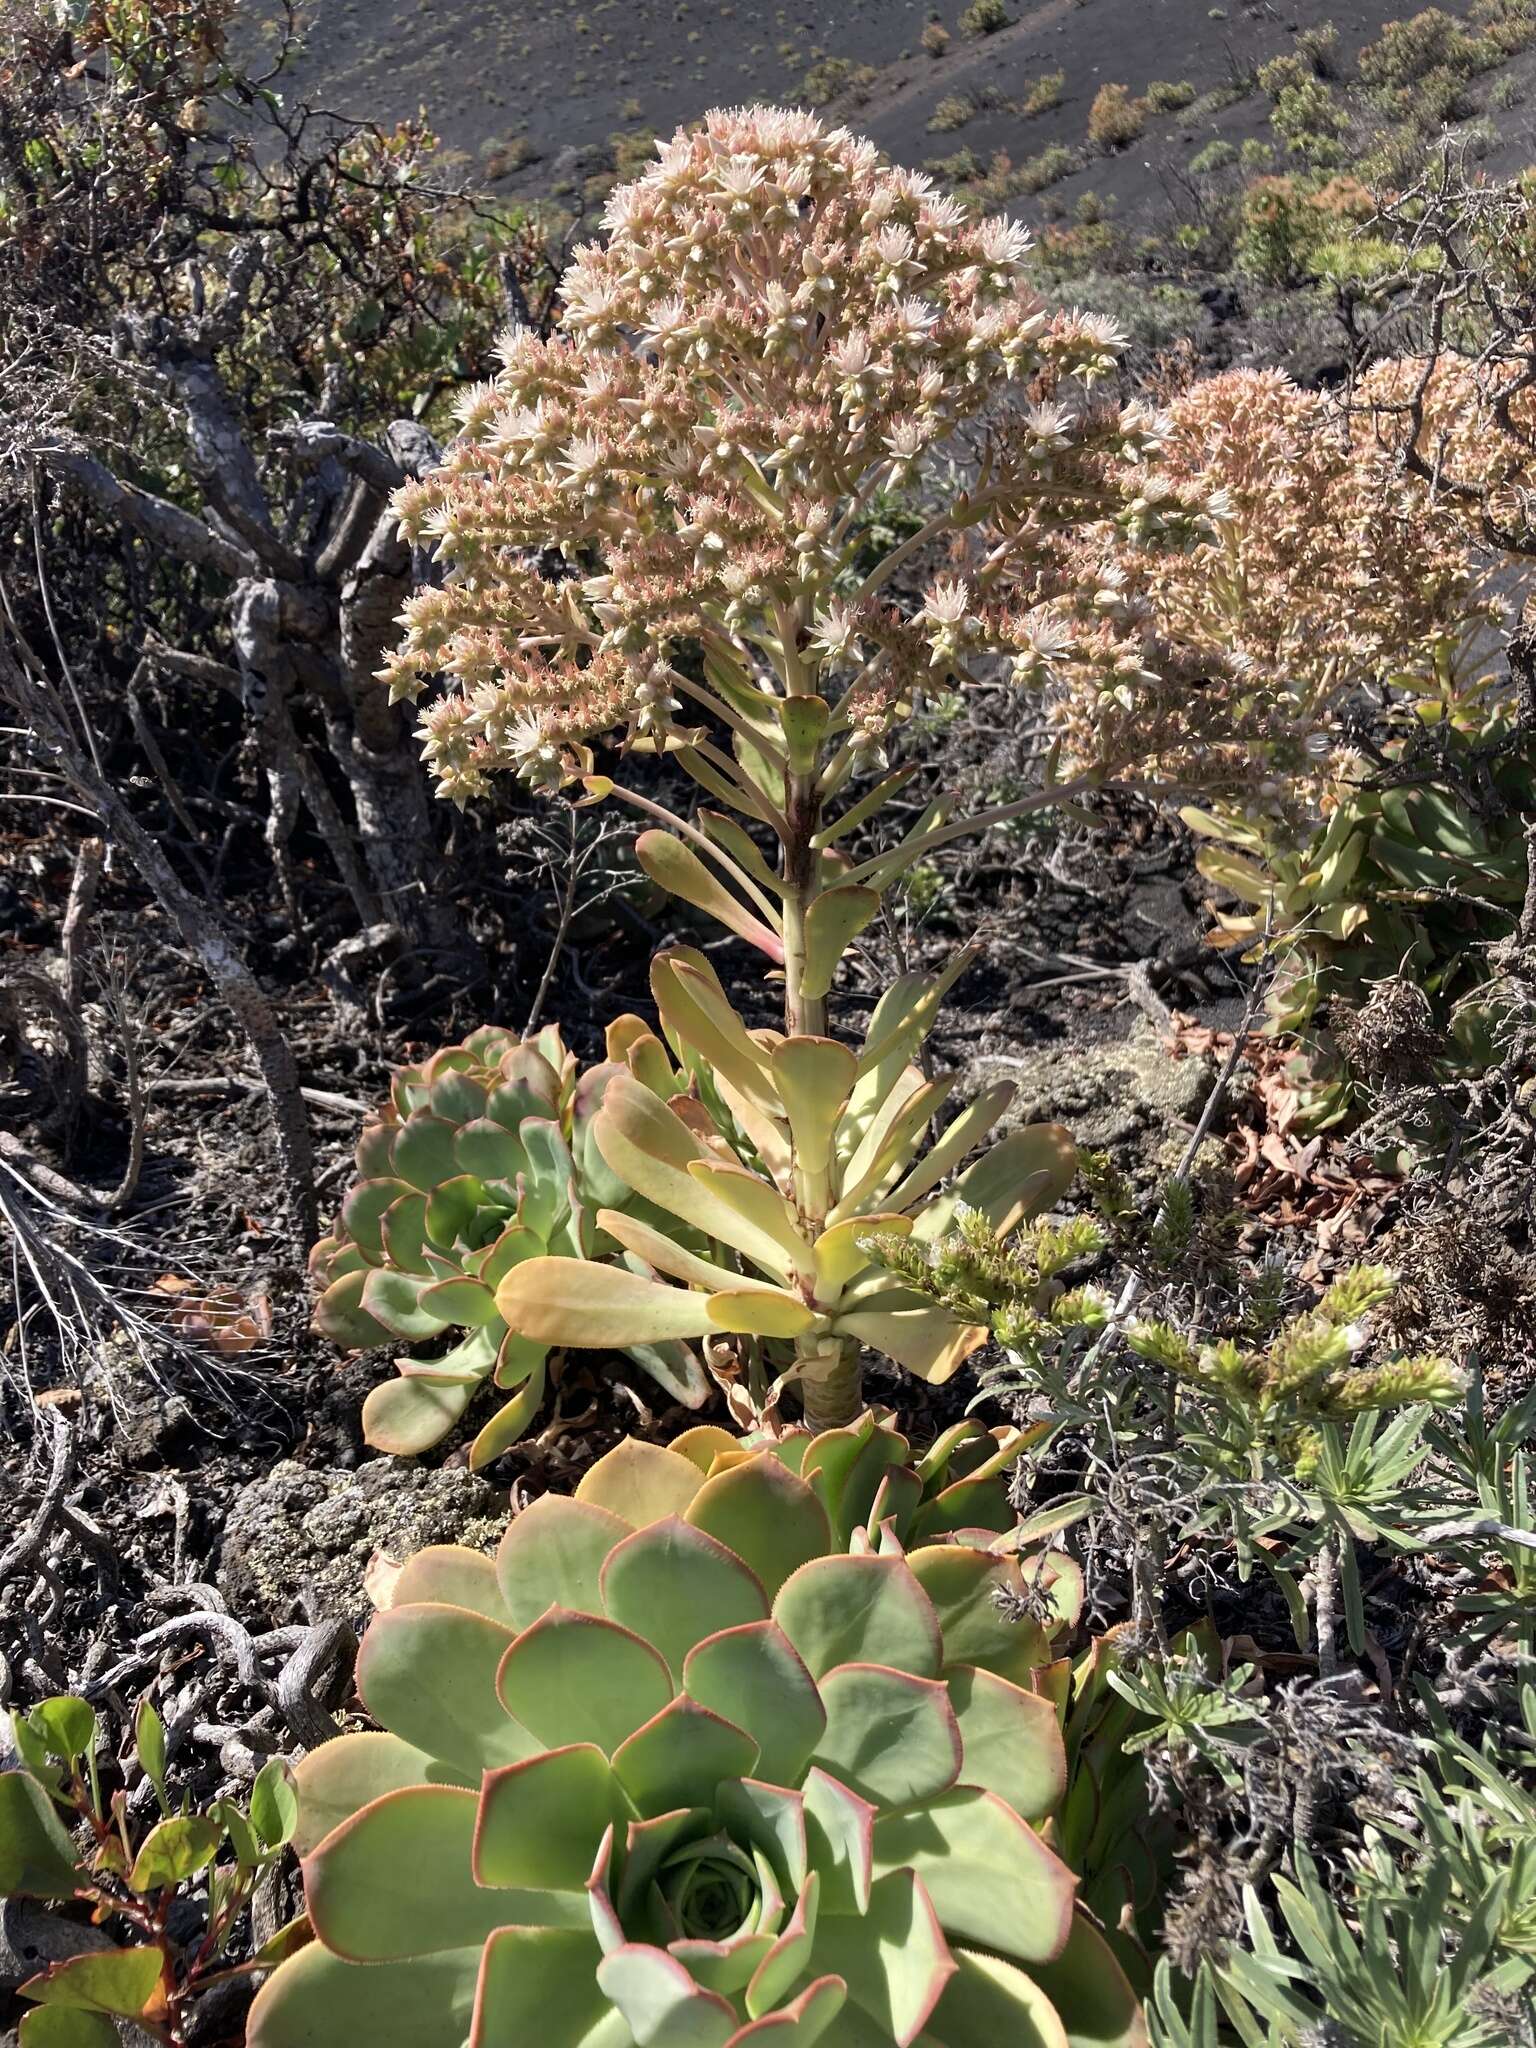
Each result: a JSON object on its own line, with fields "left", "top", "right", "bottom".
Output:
{"left": 382, "top": 106, "right": 1255, "bottom": 1426}
{"left": 247, "top": 1423, "right": 1144, "bottom": 2048}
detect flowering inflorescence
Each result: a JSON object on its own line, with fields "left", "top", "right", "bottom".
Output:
{"left": 383, "top": 105, "right": 1212, "bottom": 806}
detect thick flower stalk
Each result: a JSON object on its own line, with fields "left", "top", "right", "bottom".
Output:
{"left": 247, "top": 1422, "right": 1144, "bottom": 2048}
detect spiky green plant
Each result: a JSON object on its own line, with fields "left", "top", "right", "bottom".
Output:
{"left": 309, "top": 1022, "right": 708, "bottom": 1467}
{"left": 247, "top": 1426, "right": 1144, "bottom": 2048}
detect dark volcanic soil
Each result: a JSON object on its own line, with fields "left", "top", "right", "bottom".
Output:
{"left": 289, "top": 0, "right": 1536, "bottom": 221}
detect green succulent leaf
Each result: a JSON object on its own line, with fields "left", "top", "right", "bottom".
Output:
{"left": 0, "top": 1772, "right": 84, "bottom": 1898}
{"left": 811, "top": 1666, "right": 962, "bottom": 1810}
{"left": 357, "top": 1605, "right": 531, "bottom": 1774}
{"left": 290, "top": 1732, "right": 476, "bottom": 1858}
{"left": 600, "top": 1518, "right": 770, "bottom": 1674}
{"left": 774, "top": 1555, "right": 942, "bottom": 1681}
{"left": 495, "top": 1608, "right": 673, "bottom": 1754}
{"left": 248, "top": 1942, "right": 482, "bottom": 2048}
{"left": 474, "top": 1744, "right": 627, "bottom": 1891}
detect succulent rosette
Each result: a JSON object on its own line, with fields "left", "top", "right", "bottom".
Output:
{"left": 249, "top": 1424, "right": 1144, "bottom": 2048}
{"left": 309, "top": 1023, "right": 709, "bottom": 1466}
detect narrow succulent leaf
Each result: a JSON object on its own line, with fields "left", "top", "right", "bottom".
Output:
{"left": 496, "top": 1257, "right": 720, "bottom": 1347}
{"left": 599, "top": 1210, "right": 779, "bottom": 1296}
{"left": 685, "top": 1161, "right": 816, "bottom": 1273}
{"left": 19, "top": 1947, "right": 163, "bottom": 2019}
{"left": 1025, "top": 1908, "right": 1147, "bottom": 2048}
{"left": 770, "top": 1038, "right": 857, "bottom": 1175}
{"left": 774, "top": 1555, "right": 942, "bottom": 1682}
{"left": 576, "top": 1438, "right": 705, "bottom": 1523}
{"left": 904, "top": 1547, "right": 1050, "bottom": 1684}
{"left": 777, "top": 694, "right": 830, "bottom": 772}
{"left": 635, "top": 831, "right": 785, "bottom": 961}
{"left": 601, "top": 1517, "right": 770, "bottom": 1675}
{"left": 290, "top": 1733, "right": 474, "bottom": 1858}
{"left": 911, "top": 1125, "right": 1076, "bottom": 1243}
{"left": 594, "top": 1075, "right": 795, "bottom": 1279}
{"left": 496, "top": 1608, "right": 673, "bottom": 1755}
{"left": 872, "top": 1787, "right": 1076, "bottom": 1966}
{"left": 305, "top": 1785, "right": 582, "bottom": 1961}
{"left": 811, "top": 1665, "right": 962, "bottom": 1809}
{"left": 0, "top": 1775, "right": 83, "bottom": 1898}
{"left": 313, "top": 1269, "right": 390, "bottom": 1350}
{"left": 685, "top": 1458, "right": 832, "bottom": 1599}
{"left": 652, "top": 957, "right": 783, "bottom": 1125}
{"left": 811, "top": 1869, "right": 956, "bottom": 2047}
{"left": 813, "top": 765, "right": 920, "bottom": 848}
{"left": 474, "top": 1745, "right": 629, "bottom": 1890}
{"left": 247, "top": 1942, "right": 482, "bottom": 2048}
{"left": 834, "top": 1306, "right": 986, "bottom": 1385}
{"left": 811, "top": 1215, "right": 909, "bottom": 1306}
{"left": 496, "top": 1494, "right": 632, "bottom": 1628}
{"left": 800, "top": 886, "right": 880, "bottom": 1000}
{"left": 831, "top": 1074, "right": 952, "bottom": 1222}
{"left": 699, "top": 811, "right": 785, "bottom": 896}
{"left": 612, "top": 1696, "right": 760, "bottom": 1811}
{"left": 469, "top": 1354, "right": 549, "bottom": 1468}
{"left": 356, "top": 1604, "right": 532, "bottom": 1775}
{"left": 801, "top": 1768, "right": 875, "bottom": 1915}
{"left": 492, "top": 1327, "right": 546, "bottom": 1389}
{"left": 683, "top": 1623, "right": 827, "bottom": 1786}
{"left": 878, "top": 1082, "right": 1016, "bottom": 1218}
{"left": 944, "top": 1667, "right": 1067, "bottom": 1822}
{"left": 361, "top": 1372, "right": 476, "bottom": 1457}
{"left": 707, "top": 1288, "right": 821, "bottom": 1338}
{"left": 921, "top": 1946, "right": 1072, "bottom": 2048}
{"left": 471, "top": 1926, "right": 616, "bottom": 2048}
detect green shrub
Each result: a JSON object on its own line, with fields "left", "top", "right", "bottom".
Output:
{"left": 1295, "top": 19, "right": 1341, "bottom": 74}
{"left": 1189, "top": 138, "right": 1237, "bottom": 174}
{"left": 1257, "top": 52, "right": 1311, "bottom": 98}
{"left": 1021, "top": 68, "right": 1066, "bottom": 114}
{"left": 927, "top": 91, "right": 977, "bottom": 132}
{"left": 959, "top": 0, "right": 1010, "bottom": 32}
{"left": 1010, "top": 142, "right": 1080, "bottom": 193}
{"left": 921, "top": 16, "right": 950, "bottom": 55}
{"left": 1146, "top": 78, "right": 1197, "bottom": 112}
{"left": 1088, "top": 82, "right": 1147, "bottom": 150}
{"left": 1359, "top": 8, "right": 1482, "bottom": 94}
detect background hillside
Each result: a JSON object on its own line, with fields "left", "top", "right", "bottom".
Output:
{"left": 288, "top": 0, "right": 1536, "bottom": 216}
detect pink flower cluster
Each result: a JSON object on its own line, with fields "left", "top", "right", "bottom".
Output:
{"left": 1053, "top": 367, "right": 1502, "bottom": 801}
{"left": 383, "top": 106, "right": 1189, "bottom": 803}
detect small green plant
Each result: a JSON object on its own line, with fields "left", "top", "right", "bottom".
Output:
{"left": 1, "top": 1696, "right": 303, "bottom": 2046}
{"left": 1088, "top": 82, "right": 1147, "bottom": 150}
{"left": 1189, "top": 139, "right": 1237, "bottom": 175}
{"left": 310, "top": 1022, "right": 708, "bottom": 1464}
{"left": 1021, "top": 68, "right": 1066, "bottom": 115}
{"left": 921, "top": 16, "right": 950, "bottom": 55}
{"left": 927, "top": 91, "right": 977, "bottom": 132}
{"left": 247, "top": 1427, "right": 1142, "bottom": 2048}
{"left": 1146, "top": 79, "right": 1196, "bottom": 112}
{"left": 959, "top": 0, "right": 1010, "bottom": 34}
